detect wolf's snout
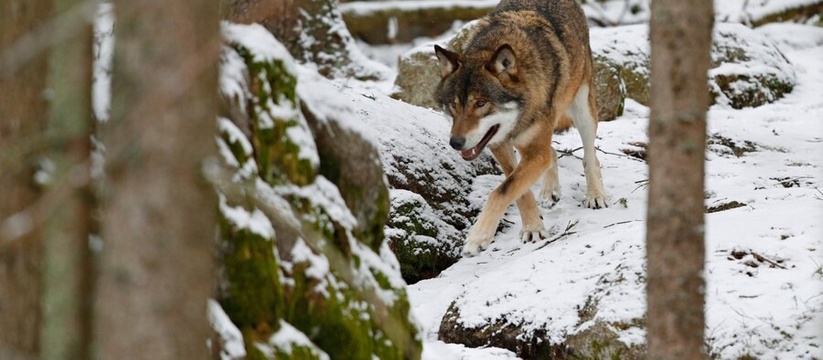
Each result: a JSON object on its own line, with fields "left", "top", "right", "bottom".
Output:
{"left": 449, "top": 136, "right": 465, "bottom": 150}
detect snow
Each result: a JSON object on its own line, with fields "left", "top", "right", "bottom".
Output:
{"left": 92, "top": 2, "right": 114, "bottom": 122}
{"left": 208, "top": 299, "right": 247, "bottom": 360}
{"left": 221, "top": 22, "right": 298, "bottom": 75}
{"left": 397, "top": 22, "right": 821, "bottom": 359}
{"left": 209, "top": 4, "right": 822, "bottom": 359}
{"left": 268, "top": 320, "right": 330, "bottom": 360}
{"left": 218, "top": 193, "right": 276, "bottom": 240}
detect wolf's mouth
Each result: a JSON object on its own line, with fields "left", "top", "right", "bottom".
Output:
{"left": 460, "top": 125, "right": 500, "bottom": 161}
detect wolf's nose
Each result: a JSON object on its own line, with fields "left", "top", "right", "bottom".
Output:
{"left": 449, "top": 136, "right": 465, "bottom": 150}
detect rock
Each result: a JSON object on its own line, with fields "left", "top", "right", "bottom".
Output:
{"left": 215, "top": 22, "right": 422, "bottom": 360}
{"left": 591, "top": 23, "right": 796, "bottom": 109}
{"left": 385, "top": 190, "right": 462, "bottom": 284}
{"left": 750, "top": 1, "right": 823, "bottom": 26}
{"left": 301, "top": 101, "right": 390, "bottom": 252}
{"left": 592, "top": 55, "right": 626, "bottom": 121}
{"left": 437, "top": 265, "right": 646, "bottom": 360}
{"left": 590, "top": 25, "right": 652, "bottom": 106}
{"left": 709, "top": 23, "right": 796, "bottom": 109}
{"left": 393, "top": 48, "right": 443, "bottom": 110}
{"left": 341, "top": 2, "right": 492, "bottom": 44}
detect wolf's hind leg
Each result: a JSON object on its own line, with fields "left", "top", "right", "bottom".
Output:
{"left": 568, "top": 84, "right": 608, "bottom": 208}
{"left": 539, "top": 146, "right": 561, "bottom": 207}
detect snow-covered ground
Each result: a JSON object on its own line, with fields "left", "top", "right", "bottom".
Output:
{"left": 358, "top": 23, "right": 823, "bottom": 360}
{"left": 90, "top": 0, "right": 822, "bottom": 358}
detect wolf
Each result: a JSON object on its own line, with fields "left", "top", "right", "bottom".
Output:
{"left": 433, "top": 0, "right": 607, "bottom": 256}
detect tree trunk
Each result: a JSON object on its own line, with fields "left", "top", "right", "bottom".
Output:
{"left": 94, "top": 1, "right": 220, "bottom": 358}
{"left": 646, "top": 0, "right": 713, "bottom": 359}
{"left": 0, "top": 0, "right": 52, "bottom": 357}
{"left": 39, "top": 1, "right": 95, "bottom": 359}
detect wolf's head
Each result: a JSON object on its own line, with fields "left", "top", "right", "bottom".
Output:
{"left": 433, "top": 44, "right": 523, "bottom": 161}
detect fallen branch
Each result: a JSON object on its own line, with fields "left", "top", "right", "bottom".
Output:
{"left": 603, "top": 219, "right": 641, "bottom": 228}
{"left": 750, "top": 251, "right": 787, "bottom": 270}
{"left": 536, "top": 220, "right": 578, "bottom": 250}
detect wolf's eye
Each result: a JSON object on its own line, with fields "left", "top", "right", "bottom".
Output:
{"left": 475, "top": 99, "right": 487, "bottom": 108}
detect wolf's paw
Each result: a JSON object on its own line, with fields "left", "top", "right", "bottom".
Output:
{"left": 539, "top": 186, "right": 561, "bottom": 207}
{"left": 584, "top": 193, "right": 608, "bottom": 209}
{"left": 462, "top": 228, "right": 493, "bottom": 257}
{"left": 519, "top": 226, "right": 548, "bottom": 243}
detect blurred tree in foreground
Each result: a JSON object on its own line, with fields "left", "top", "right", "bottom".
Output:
{"left": 1, "top": 0, "right": 220, "bottom": 358}
{"left": 0, "top": 1, "right": 52, "bottom": 356}
{"left": 646, "top": 0, "right": 713, "bottom": 358}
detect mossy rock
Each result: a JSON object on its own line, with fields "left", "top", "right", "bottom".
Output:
{"left": 277, "top": 184, "right": 422, "bottom": 360}
{"left": 218, "top": 22, "right": 422, "bottom": 360}
{"left": 438, "top": 300, "right": 646, "bottom": 359}
{"left": 592, "top": 55, "right": 626, "bottom": 121}
{"left": 591, "top": 23, "right": 796, "bottom": 110}
{"left": 386, "top": 190, "right": 461, "bottom": 284}
{"left": 342, "top": 3, "right": 492, "bottom": 44}
{"left": 751, "top": 2, "right": 823, "bottom": 27}
{"left": 217, "top": 198, "right": 284, "bottom": 341}
{"left": 301, "top": 102, "right": 390, "bottom": 252}
{"left": 709, "top": 23, "right": 796, "bottom": 109}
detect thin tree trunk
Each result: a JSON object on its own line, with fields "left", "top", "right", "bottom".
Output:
{"left": 95, "top": 1, "right": 220, "bottom": 358}
{"left": 39, "top": 1, "right": 96, "bottom": 359}
{"left": 646, "top": 0, "right": 713, "bottom": 359}
{"left": 0, "top": 0, "right": 52, "bottom": 357}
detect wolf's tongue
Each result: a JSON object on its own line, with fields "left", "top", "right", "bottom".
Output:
{"left": 461, "top": 148, "right": 478, "bottom": 160}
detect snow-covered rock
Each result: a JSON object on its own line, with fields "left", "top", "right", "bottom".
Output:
{"left": 213, "top": 22, "right": 422, "bottom": 360}
{"left": 591, "top": 22, "right": 797, "bottom": 109}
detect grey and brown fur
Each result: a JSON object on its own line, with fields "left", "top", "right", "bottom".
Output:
{"left": 434, "top": 0, "right": 607, "bottom": 256}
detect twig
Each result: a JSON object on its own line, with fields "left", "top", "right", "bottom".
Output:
{"left": 556, "top": 146, "right": 583, "bottom": 160}
{"left": 749, "top": 251, "right": 787, "bottom": 270}
{"left": 632, "top": 179, "right": 649, "bottom": 193}
{"left": 536, "top": 220, "right": 578, "bottom": 250}
{"left": 603, "top": 219, "right": 640, "bottom": 228}
{"left": 596, "top": 146, "right": 646, "bottom": 162}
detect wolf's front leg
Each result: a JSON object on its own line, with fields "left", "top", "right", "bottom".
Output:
{"left": 489, "top": 145, "right": 548, "bottom": 244}
{"left": 463, "top": 145, "right": 552, "bottom": 257}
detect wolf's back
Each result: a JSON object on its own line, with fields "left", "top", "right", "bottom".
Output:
{"left": 490, "top": 0, "right": 591, "bottom": 57}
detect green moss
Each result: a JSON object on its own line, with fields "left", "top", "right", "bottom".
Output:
{"left": 219, "top": 36, "right": 421, "bottom": 360}
{"left": 219, "top": 125, "right": 252, "bottom": 168}
{"left": 387, "top": 197, "right": 459, "bottom": 283}
{"left": 244, "top": 337, "right": 271, "bottom": 360}
{"left": 283, "top": 261, "right": 374, "bottom": 360}
{"left": 218, "top": 211, "right": 284, "bottom": 339}
{"left": 234, "top": 45, "right": 317, "bottom": 186}
{"left": 274, "top": 345, "right": 327, "bottom": 360}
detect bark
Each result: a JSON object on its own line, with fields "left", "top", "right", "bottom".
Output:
{"left": 95, "top": 1, "right": 220, "bottom": 359}
{"left": 0, "top": 0, "right": 52, "bottom": 357}
{"left": 39, "top": 1, "right": 95, "bottom": 359}
{"left": 646, "top": 0, "right": 713, "bottom": 359}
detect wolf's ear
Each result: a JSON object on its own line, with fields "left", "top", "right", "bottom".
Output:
{"left": 434, "top": 45, "right": 460, "bottom": 77}
{"left": 488, "top": 44, "right": 517, "bottom": 77}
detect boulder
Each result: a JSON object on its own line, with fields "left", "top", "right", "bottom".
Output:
{"left": 385, "top": 190, "right": 462, "bottom": 284}
{"left": 437, "top": 256, "right": 647, "bottom": 360}
{"left": 213, "top": 22, "right": 422, "bottom": 360}
{"left": 709, "top": 23, "right": 796, "bottom": 109}
{"left": 590, "top": 23, "right": 796, "bottom": 109}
